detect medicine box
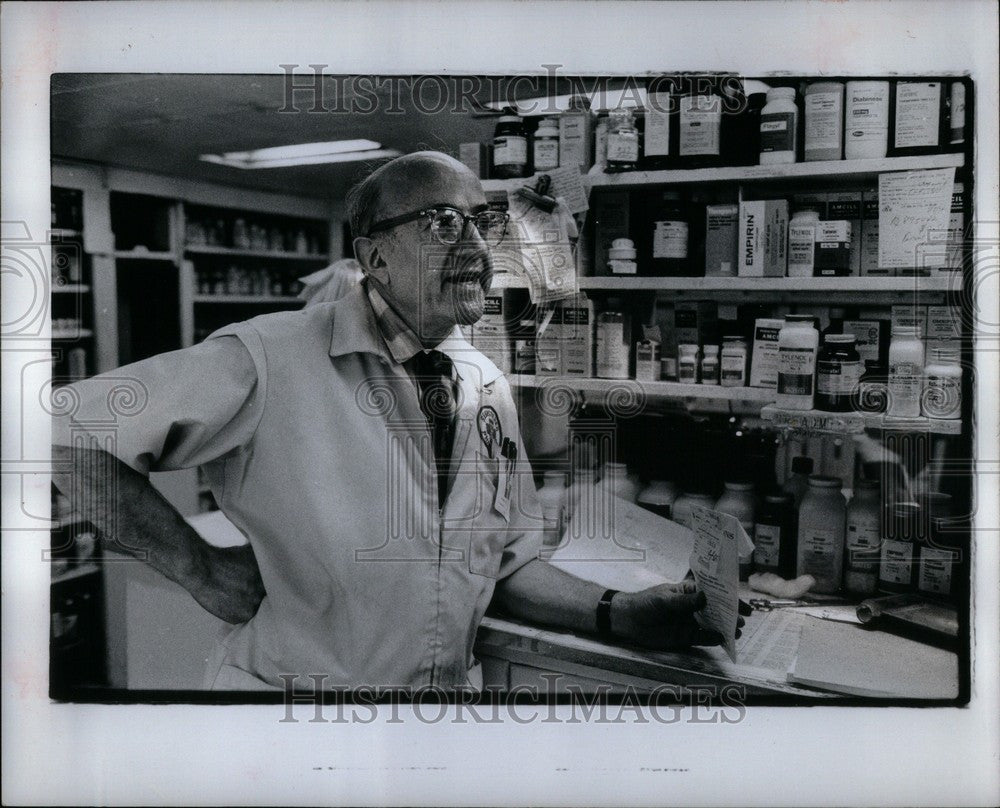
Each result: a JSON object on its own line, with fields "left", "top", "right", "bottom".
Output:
{"left": 892, "top": 305, "right": 928, "bottom": 337}
{"left": 814, "top": 220, "right": 852, "bottom": 277}
{"left": 593, "top": 192, "right": 630, "bottom": 276}
{"left": 738, "top": 199, "right": 788, "bottom": 277}
{"left": 705, "top": 204, "right": 739, "bottom": 276}
{"left": 559, "top": 110, "right": 594, "bottom": 173}
{"left": 825, "top": 190, "right": 863, "bottom": 275}
{"left": 843, "top": 319, "right": 889, "bottom": 365}
{"left": 561, "top": 295, "right": 595, "bottom": 377}
{"left": 860, "top": 186, "right": 888, "bottom": 276}
{"left": 472, "top": 295, "right": 512, "bottom": 374}
{"left": 926, "top": 305, "right": 961, "bottom": 341}
{"left": 750, "top": 318, "right": 784, "bottom": 389}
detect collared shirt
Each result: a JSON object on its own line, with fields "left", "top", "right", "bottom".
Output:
{"left": 52, "top": 283, "right": 544, "bottom": 689}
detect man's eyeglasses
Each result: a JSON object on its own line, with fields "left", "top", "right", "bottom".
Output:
{"left": 366, "top": 206, "right": 509, "bottom": 248}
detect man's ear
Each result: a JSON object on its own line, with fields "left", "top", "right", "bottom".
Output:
{"left": 353, "top": 236, "right": 391, "bottom": 285}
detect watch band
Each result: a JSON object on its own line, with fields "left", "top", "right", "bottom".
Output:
{"left": 596, "top": 588, "right": 619, "bottom": 640}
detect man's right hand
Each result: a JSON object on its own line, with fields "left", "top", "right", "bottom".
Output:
{"left": 192, "top": 543, "right": 266, "bottom": 624}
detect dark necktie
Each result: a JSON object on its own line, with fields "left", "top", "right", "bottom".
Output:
{"left": 407, "top": 350, "right": 457, "bottom": 507}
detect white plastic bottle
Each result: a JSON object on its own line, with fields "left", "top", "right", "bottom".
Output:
{"left": 796, "top": 475, "right": 846, "bottom": 594}
{"left": 776, "top": 315, "right": 820, "bottom": 410}
{"left": 759, "top": 87, "right": 798, "bottom": 165}
{"left": 804, "top": 81, "right": 845, "bottom": 162}
{"left": 532, "top": 116, "right": 560, "bottom": 170}
{"left": 887, "top": 325, "right": 924, "bottom": 417}
{"left": 787, "top": 209, "right": 820, "bottom": 277}
{"left": 844, "top": 80, "right": 890, "bottom": 159}
{"left": 921, "top": 346, "right": 962, "bottom": 419}
{"left": 598, "top": 461, "right": 641, "bottom": 503}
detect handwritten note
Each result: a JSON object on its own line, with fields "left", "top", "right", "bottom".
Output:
{"left": 541, "top": 165, "right": 590, "bottom": 215}
{"left": 689, "top": 506, "right": 742, "bottom": 662}
{"left": 505, "top": 193, "right": 578, "bottom": 304}
{"left": 878, "top": 168, "right": 955, "bottom": 270}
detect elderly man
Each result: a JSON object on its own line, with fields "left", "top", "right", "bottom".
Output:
{"left": 52, "top": 151, "right": 731, "bottom": 691}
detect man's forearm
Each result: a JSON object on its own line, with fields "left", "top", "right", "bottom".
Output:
{"left": 51, "top": 444, "right": 263, "bottom": 623}
{"left": 491, "top": 558, "right": 607, "bottom": 636}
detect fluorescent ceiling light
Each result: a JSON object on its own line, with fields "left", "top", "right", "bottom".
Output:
{"left": 200, "top": 139, "right": 400, "bottom": 169}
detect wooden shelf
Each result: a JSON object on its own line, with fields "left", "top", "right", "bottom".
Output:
{"left": 52, "top": 328, "right": 93, "bottom": 339}
{"left": 193, "top": 295, "right": 304, "bottom": 304}
{"left": 52, "top": 563, "right": 100, "bottom": 586}
{"left": 509, "top": 374, "right": 776, "bottom": 403}
{"left": 760, "top": 404, "right": 962, "bottom": 435}
{"left": 481, "top": 154, "right": 965, "bottom": 193}
{"left": 112, "top": 250, "right": 177, "bottom": 261}
{"left": 185, "top": 245, "right": 329, "bottom": 260}
{"left": 52, "top": 284, "right": 91, "bottom": 294}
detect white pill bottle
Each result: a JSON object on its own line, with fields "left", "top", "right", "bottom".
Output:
{"left": 776, "top": 314, "right": 820, "bottom": 410}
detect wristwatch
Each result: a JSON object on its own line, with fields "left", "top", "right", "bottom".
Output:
{"left": 596, "top": 588, "right": 619, "bottom": 640}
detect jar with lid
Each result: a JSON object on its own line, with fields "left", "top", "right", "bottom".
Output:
{"left": 784, "top": 455, "right": 814, "bottom": 507}
{"left": 759, "top": 86, "right": 799, "bottom": 165}
{"left": 816, "top": 333, "right": 862, "bottom": 412}
{"left": 729, "top": 89, "right": 768, "bottom": 166}
{"left": 787, "top": 209, "right": 820, "bottom": 277}
{"left": 921, "top": 347, "right": 962, "bottom": 419}
{"left": 608, "top": 238, "right": 637, "bottom": 276}
{"left": 887, "top": 325, "right": 924, "bottom": 417}
{"left": 844, "top": 80, "right": 890, "bottom": 160}
{"left": 649, "top": 191, "right": 689, "bottom": 276}
{"left": 720, "top": 337, "right": 748, "bottom": 387}
{"left": 677, "top": 84, "right": 723, "bottom": 168}
{"left": 854, "top": 360, "right": 889, "bottom": 413}
{"left": 598, "top": 461, "right": 641, "bottom": 504}
{"left": 777, "top": 315, "right": 820, "bottom": 410}
{"left": 796, "top": 475, "right": 846, "bottom": 594}
{"left": 672, "top": 491, "right": 717, "bottom": 530}
{"left": 533, "top": 116, "right": 560, "bottom": 171}
{"left": 493, "top": 112, "right": 529, "bottom": 178}
{"left": 637, "top": 480, "right": 679, "bottom": 520}
{"left": 677, "top": 343, "right": 700, "bottom": 384}
{"left": 844, "top": 478, "right": 881, "bottom": 596}
{"left": 754, "top": 492, "right": 797, "bottom": 578}
{"left": 538, "top": 471, "right": 567, "bottom": 548}
{"left": 803, "top": 81, "right": 845, "bottom": 161}
{"left": 890, "top": 81, "right": 947, "bottom": 157}
{"left": 715, "top": 481, "right": 756, "bottom": 580}
{"left": 595, "top": 310, "right": 631, "bottom": 379}
{"left": 701, "top": 344, "right": 720, "bottom": 385}
{"left": 879, "top": 501, "right": 921, "bottom": 593}
{"left": 605, "top": 108, "right": 640, "bottom": 172}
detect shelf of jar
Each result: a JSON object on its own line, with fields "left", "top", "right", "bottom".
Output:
{"left": 493, "top": 275, "right": 954, "bottom": 292}
{"left": 481, "top": 153, "right": 965, "bottom": 193}
{"left": 51, "top": 563, "right": 100, "bottom": 586}
{"left": 52, "top": 328, "right": 93, "bottom": 339}
{"left": 185, "top": 245, "right": 329, "bottom": 260}
{"left": 111, "top": 250, "right": 178, "bottom": 261}
{"left": 508, "top": 374, "right": 776, "bottom": 403}
{"left": 192, "top": 295, "right": 305, "bottom": 304}
{"left": 760, "top": 404, "right": 962, "bottom": 435}
{"left": 51, "top": 284, "right": 91, "bottom": 294}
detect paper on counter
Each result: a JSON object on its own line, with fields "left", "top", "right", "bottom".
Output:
{"left": 689, "top": 506, "right": 743, "bottom": 662}
{"left": 878, "top": 167, "right": 955, "bottom": 270}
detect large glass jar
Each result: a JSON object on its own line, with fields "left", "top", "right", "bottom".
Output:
{"left": 796, "top": 475, "right": 846, "bottom": 594}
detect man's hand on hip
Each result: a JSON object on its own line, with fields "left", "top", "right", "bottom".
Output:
{"left": 192, "top": 543, "right": 265, "bottom": 624}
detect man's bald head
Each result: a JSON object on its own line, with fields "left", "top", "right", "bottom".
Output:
{"left": 346, "top": 151, "right": 477, "bottom": 239}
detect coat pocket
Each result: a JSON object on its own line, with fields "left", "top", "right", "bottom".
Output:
{"left": 467, "top": 453, "right": 509, "bottom": 578}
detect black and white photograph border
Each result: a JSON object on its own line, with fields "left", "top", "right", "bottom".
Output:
{"left": 2, "top": 1, "right": 999, "bottom": 806}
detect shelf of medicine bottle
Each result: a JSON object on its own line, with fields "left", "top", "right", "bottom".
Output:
{"left": 509, "top": 375, "right": 776, "bottom": 403}
{"left": 574, "top": 276, "right": 956, "bottom": 293}
{"left": 192, "top": 295, "right": 305, "bottom": 304}
{"left": 184, "top": 245, "right": 329, "bottom": 261}
{"left": 480, "top": 154, "right": 965, "bottom": 194}
{"left": 52, "top": 284, "right": 91, "bottom": 294}
{"left": 52, "top": 328, "right": 93, "bottom": 339}
{"left": 761, "top": 404, "right": 962, "bottom": 436}
{"left": 111, "top": 250, "right": 178, "bottom": 261}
